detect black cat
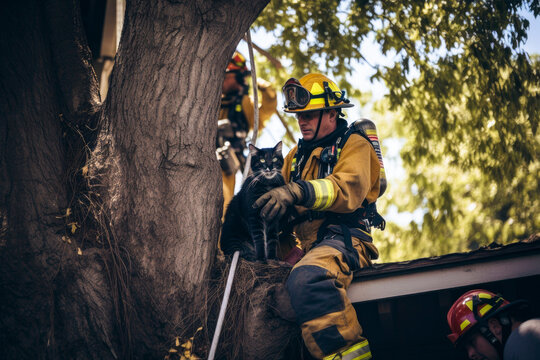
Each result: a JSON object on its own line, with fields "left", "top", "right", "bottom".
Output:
{"left": 220, "top": 141, "right": 285, "bottom": 261}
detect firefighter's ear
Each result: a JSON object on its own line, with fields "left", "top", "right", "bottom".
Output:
{"left": 329, "top": 109, "right": 337, "bottom": 121}
{"left": 487, "top": 318, "right": 503, "bottom": 341}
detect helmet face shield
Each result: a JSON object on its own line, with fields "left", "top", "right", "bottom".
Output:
{"left": 282, "top": 78, "right": 311, "bottom": 110}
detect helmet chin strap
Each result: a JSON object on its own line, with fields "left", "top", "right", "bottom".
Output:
{"left": 497, "top": 315, "right": 513, "bottom": 358}
{"left": 310, "top": 110, "right": 324, "bottom": 141}
{"left": 473, "top": 296, "right": 513, "bottom": 360}
{"left": 478, "top": 324, "right": 505, "bottom": 358}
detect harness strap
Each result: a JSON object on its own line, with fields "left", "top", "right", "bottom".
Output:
{"left": 287, "top": 121, "right": 385, "bottom": 253}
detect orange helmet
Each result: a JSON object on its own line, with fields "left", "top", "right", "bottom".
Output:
{"left": 226, "top": 51, "right": 250, "bottom": 75}
{"left": 446, "top": 289, "right": 522, "bottom": 346}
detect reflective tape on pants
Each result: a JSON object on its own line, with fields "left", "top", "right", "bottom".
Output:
{"left": 323, "top": 340, "right": 372, "bottom": 360}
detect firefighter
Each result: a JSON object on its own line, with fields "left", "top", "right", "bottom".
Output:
{"left": 447, "top": 289, "right": 540, "bottom": 360}
{"left": 217, "top": 51, "right": 277, "bottom": 213}
{"left": 254, "top": 73, "right": 380, "bottom": 359}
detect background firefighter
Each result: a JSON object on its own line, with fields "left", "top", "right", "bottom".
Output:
{"left": 254, "top": 73, "right": 382, "bottom": 359}
{"left": 447, "top": 289, "right": 540, "bottom": 360}
{"left": 217, "top": 51, "right": 277, "bottom": 214}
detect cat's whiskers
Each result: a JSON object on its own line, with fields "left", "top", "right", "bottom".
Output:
{"left": 245, "top": 171, "right": 266, "bottom": 190}
{"left": 247, "top": 170, "right": 281, "bottom": 190}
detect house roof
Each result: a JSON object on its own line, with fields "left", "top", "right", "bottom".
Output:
{"left": 348, "top": 235, "right": 540, "bottom": 303}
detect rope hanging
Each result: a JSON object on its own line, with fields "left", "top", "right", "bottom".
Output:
{"left": 241, "top": 30, "right": 259, "bottom": 182}
{"left": 208, "top": 29, "right": 259, "bottom": 360}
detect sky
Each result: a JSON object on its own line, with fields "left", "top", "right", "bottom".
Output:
{"left": 235, "top": 11, "right": 540, "bottom": 223}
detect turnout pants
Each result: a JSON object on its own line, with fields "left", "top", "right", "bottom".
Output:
{"left": 286, "top": 232, "right": 377, "bottom": 359}
{"left": 221, "top": 169, "right": 236, "bottom": 218}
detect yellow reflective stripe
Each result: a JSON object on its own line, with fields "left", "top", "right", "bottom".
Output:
{"left": 364, "top": 129, "right": 377, "bottom": 136}
{"left": 342, "top": 340, "right": 370, "bottom": 356}
{"left": 479, "top": 304, "right": 493, "bottom": 316}
{"left": 353, "top": 352, "right": 372, "bottom": 360}
{"left": 311, "top": 180, "right": 324, "bottom": 209}
{"left": 308, "top": 83, "right": 326, "bottom": 106}
{"left": 291, "top": 157, "right": 296, "bottom": 172}
{"left": 310, "top": 82, "right": 324, "bottom": 94}
{"left": 465, "top": 293, "right": 493, "bottom": 314}
{"left": 309, "top": 179, "right": 336, "bottom": 210}
{"left": 460, "top": 319, "right": 471, "bottom": 331}
{"left": 323, "top": 340, "right": 372, "bottom": 360}
{"left": 310, "top": 97, "right": 325, "bottom": 105}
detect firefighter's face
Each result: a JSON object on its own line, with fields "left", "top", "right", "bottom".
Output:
{"left": 296, "top": 109, "right": 337, "bottom": 141}
{"left": 222, "top": 72, "right": 242, "bottom": 94}
{"left": 464, "top": 332, "right": 500, "bottom": 360}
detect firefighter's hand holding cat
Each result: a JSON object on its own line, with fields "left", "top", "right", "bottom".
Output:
{"left": 253, "top": 182, "right": 304, "bottom": 222}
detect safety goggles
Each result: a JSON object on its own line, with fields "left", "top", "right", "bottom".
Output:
{"left": 282, "top": 78, "right": 347, "bottom": 110}
{"left": 282, "top": 78, "right": 320, "bottom": 110}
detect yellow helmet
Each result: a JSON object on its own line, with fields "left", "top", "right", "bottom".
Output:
{"left": 282, "top": 73, "right": 354, "bottom": 113}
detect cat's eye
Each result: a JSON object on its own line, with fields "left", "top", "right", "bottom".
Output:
{"left": 260, "top": 159, "right": 265, "bottom": 163}
{"left": 272, "top": 158, "right": 278, "bottom": 162}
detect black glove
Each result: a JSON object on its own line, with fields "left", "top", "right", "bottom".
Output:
{"left": 253, "top": 182, "right": 304, "bottom": 222}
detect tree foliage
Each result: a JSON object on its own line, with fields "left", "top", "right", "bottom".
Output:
{"left": 253, "top": 0, "right": 539, "bottom": 260}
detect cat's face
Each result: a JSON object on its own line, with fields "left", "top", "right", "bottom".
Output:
{"left": 248, "top": 141, "right": 284, "bottom": 180}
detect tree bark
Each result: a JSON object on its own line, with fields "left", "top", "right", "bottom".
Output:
{"left": 0, "top": 0, "right": 114, "bottom": 358}
{"left": 2, "top": 0, "right": 274, "bottom": 358}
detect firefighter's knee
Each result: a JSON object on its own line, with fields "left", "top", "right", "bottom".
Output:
{"left": 286, "top": 265, "right": 345, "bottom": 324}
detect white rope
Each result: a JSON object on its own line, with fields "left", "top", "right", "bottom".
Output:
{"left": 241, "top": 29, "right": 259, "bottom": 182}
{"left": 208, "top": 29, "right": 259, "bottom": 360}
{"left": 207, "top": 250, "right": 239, "bottom": 360}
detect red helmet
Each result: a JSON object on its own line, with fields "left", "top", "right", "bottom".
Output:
{"left": 447, "top": 289, "right": 511, "bottom": 346}
{"left": 226, "top": 51, "right": 250, "bottom": 74}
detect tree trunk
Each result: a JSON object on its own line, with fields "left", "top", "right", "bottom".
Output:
{"left": 1, "top": 0, "right": 276, "bottom": 359}
{"left": 0, "top": 0, "right": 108, "bottom": 358}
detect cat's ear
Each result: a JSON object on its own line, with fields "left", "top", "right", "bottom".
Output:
{"left": 248, "top": 143, "right": 259, "bottom": 157}
{"left": 273, "top": 141, "right": 283, "bottom": 157}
